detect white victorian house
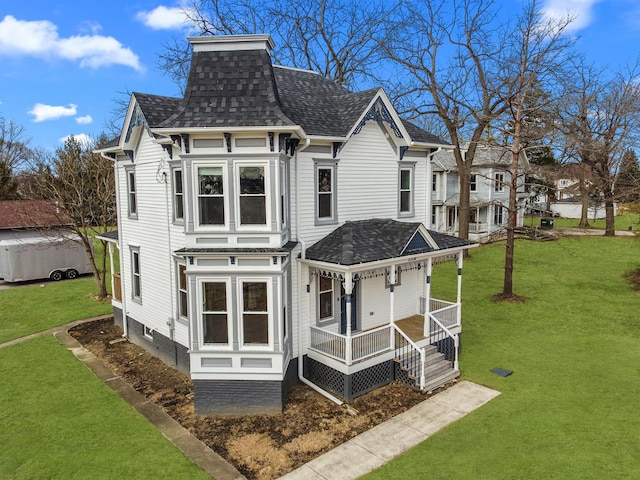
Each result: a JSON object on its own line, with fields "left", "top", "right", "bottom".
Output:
{"left": 97, "top": 34, "right": 475, "bottom": 415}
{"left": 431, "top": 146, "right": 530, "bottom": 240}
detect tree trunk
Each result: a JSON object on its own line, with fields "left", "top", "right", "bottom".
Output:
{"left": 458, "top": 168, "right": 471, "bottom": 241}
{"left": 603, "top": 186, "right": 616, "bottom": 236}
{"left": 578, "top": 177, "right": 590, "bottom": 228}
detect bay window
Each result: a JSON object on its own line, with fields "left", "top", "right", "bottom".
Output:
{"left": 240, "top": 281, "right": 269, "bottom": 345}
{"left": 202, "top": 281, "right": 229, "bottom": 345}
{"left": 198, "top": 166, "right": 225, "bottom": 226}
{"left": 238, "top": 166, "right": 266, "bottom": 225}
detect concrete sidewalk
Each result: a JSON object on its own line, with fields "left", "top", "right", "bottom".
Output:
{"left": 281, "top": 381, "right": 500, "bottom": 480}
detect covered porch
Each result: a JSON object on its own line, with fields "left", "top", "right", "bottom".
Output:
{"left": 300, "top": 219, "right": 475, "bottom": 396}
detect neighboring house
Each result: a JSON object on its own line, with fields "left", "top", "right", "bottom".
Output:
{"left": 431, "top": 147, "right": 530, "bottom": 240}
{"left": 0, "top": 200, "right": 91, "bottom": 282}
{"left": 96, "top": 34, "right": 475, "bottom": 415}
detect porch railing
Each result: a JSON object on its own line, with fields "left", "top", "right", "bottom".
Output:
{"left": 393, "top": 324, "right": 426, "bottom": 390}
{"left": 310, "top": 325, "right": 392, "bottom": 365}
{"left": 426, "top": 313, "right": 459, "bottom": 371}
{"left": 431, "top": 301, "right": 458, "bottom": 328}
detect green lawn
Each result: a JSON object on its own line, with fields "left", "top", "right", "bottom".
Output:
{"left": 0, "top": 335, "right": 209, "bottom": 479}
{"left": 366, "top": 236, "right": 640, "bottom": 479}
{"left": 527, "top": 213, "right": 640, "bottom": 231}
{"left": 0, "top": 278, "right": 112, "bottom": 343}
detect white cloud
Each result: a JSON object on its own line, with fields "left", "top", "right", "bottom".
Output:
{"left": 76, "top": 115, "right": 93, "bottom": 125}
{"left": 28, "top": 103, "right": 77, "bottom": 122}
{"left": 0, "top": 15, "right": 142, "bottom": 71}
{"left": 60, "top": 133, "right": 93, "bottom": 146}
{"left": 542, "top": 0, "right": 601, "bottom": 32}
{"left": 136, "top": 5, "right": 196, "bottom": 30}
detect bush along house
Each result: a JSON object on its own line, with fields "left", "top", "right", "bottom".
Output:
{"left": 96, "top": 34, "right": 476, "bottom": 415}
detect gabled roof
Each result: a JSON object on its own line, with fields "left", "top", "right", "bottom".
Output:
{"left": 433, "top": 146, "right": 528, "bottom": 171}
{"left": 305, "top": 218, "right": 473, "bottom": 266}
{"left": 0, "top": 201, "right": 73, "bottom": 230}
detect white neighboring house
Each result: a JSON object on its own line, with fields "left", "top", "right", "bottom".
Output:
{"left": 550, "top": 177, "right": 611, "bottom": 219}
{"left": 430, "top": 147, "right": 530, "bottom": 240}
{"left": 96, "top": 34, "right": 476, "bottom": 415}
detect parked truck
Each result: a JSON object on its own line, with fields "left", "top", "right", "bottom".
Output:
{"left": 0, "top": 230, "right": 93, "bottom": 282}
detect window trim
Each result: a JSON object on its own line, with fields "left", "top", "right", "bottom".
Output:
{"left": 177, "top": 262, "right": 188, "bottom": 323}
{"left": 234, "top": 162, "right": 271, "bottom": 231}
{"left": 238, "top": 278, "right": 272, "bottom": 350}
{"left": 470, "top": 174, "right": 478, "bottom": 192}
{"left": 126, "top": 167, "right": 137, "bottom": 219}
{"left": 199, "top": 278, "right": 233, "bottom": 350}
{"left": 194, "top": 162, "right": 228, "bottom": 230}
{"left": 317, "top": 276, "right": 335, "bottom": 326}
{"left": 494, "top": 205, "right": 504, "bottom": 225}
{"left": 130, "top": 247, "right": 141, "bottom": 303}
{"left": 398, "top": 163, "right": 416, "bottom": 217}
{"left": 314, "top": 159, "right": 339, "bottom": 226}
{"left": 432, "top": 173, "right": 438, "bottom": 194}
{"left": 172, "top": 167, "right": 184, "bottom": 224}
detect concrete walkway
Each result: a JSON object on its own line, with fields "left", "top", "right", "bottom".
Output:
{"left": 2, "top": 319, "right": 500, "bottom": 480}
{"left": 281, "top": 381, "right": 500, "bottom": 480}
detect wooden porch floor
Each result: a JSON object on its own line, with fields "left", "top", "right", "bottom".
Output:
{"left": 395, "top": 315, "right": 426, "bottom": 343}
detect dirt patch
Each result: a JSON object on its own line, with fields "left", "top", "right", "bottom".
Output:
{"left": 624, "top": 267, "right": 640, "bottom": 290}
{"left": 69, "top": 318, "right": 447, "bottom": 479}
{"left": 491, "top": 292, "right": 528, "bottom": 303}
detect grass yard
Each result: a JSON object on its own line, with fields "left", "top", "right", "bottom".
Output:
{"left": 0, "top": 335, "right": 209, "bottom": 480}
{"left": 527, "top": 213, "right": 640, "bottom": 231}
{"left": 366, "top": 236, "right": 640, "bottom": 479}
{"left": 0, "top": 278, "right": 112, "bottom": 344}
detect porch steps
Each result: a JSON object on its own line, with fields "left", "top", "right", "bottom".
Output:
{"left": 394, "top": 345, "right": 459, "bottom": 392}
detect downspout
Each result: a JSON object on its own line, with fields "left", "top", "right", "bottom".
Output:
{"left": 101, "top": 151, "right": 128, "bottom": 338}
{"left": 295, "top": 138, "right": 344, "bottom": 406}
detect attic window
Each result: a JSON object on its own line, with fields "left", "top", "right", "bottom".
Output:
{"left": 193, "top": 138, "right": 224, "bottom": 149}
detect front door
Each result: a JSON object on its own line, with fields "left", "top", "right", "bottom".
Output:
{"left": 340, "top": 282, "right": 358, "bottom": 334}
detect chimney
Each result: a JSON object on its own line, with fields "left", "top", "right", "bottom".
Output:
{"left": 188, "top": 34, "right": 275, "bottom": 53}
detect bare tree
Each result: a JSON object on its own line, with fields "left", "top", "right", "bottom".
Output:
{"left": 158, "top": 0, "right": 398, "bottom": 94}
{"left": 27, "top": 135, "right": 116, "bottom": 298}
{"left": 385, "top": 0, "right": 513, "bottom": 240}
{"left": 494, "top": 0, "right": 572, "bottom": 298}
{"left": 560, "top": 60, "right": 640, "bottom": 235}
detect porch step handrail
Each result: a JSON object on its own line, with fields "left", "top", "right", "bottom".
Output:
{"left": 427, "top": 313, "right": 460, "bottom": 370}
{"left": 392, "top": 324, "right": 426, "bottom": 390}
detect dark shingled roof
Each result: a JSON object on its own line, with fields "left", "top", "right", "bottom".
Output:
{"left": 305, "top": 219, "right": 473, "bottom": 265}
{"left": 129, "top": 40, "right": 447, "bottom": 144}
{"left": 159, "top": 50, "right": 294, "bottom": 128}
{"left": 175, "top": 241, "right": 298, "bottom": 255}
{"left": 96, "top": 229, "right": 119, "bottom": 242}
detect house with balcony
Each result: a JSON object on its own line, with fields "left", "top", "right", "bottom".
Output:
{"left": 430, "top": 147, "right": 530, "bottom": 240}
{"left": 97, "top": 34, "right": 475, "bottom": 415}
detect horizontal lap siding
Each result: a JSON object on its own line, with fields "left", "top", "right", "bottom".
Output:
{"left": 117, "top": 135, "right": 187, "bottom": 347}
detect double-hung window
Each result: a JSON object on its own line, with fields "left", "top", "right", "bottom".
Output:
{"left": 315, "top": 160, "right": 338, "bottom": 224}
{"left": 131, "top": 247, "right": 141, "bottom": 302}
{"left": 126, "top": 168, "right": 137, "bottom": 218}
{"left": 173, "top": 169, "right": 184, "bottom": 222}
{"left": 202, "top": 281, "right": 229, "bottom": 345}
{"left": 240, "top": 281, "right": 269, "bottom": 346}
{"left": 178, "top": 263, "right": 188, "bottom": 319}
{"left": 318, "top": 276, "right": 333, "bottom": 322}
{"left": 238, "top": 166, "right": 267, "bottom": 226}
{"left": 494, "top": 205, "right": 504, "bottom": 225}
{"left": 198, "top": 166, "right": 225, "bottom": 226}
{"left": 494, "top": 172, "right": 505, "bottom": 192}
{"left": 399, "top": 165, "right": 414, "bottom": 216}
{"left": 470, "top": 174, "right": 477, "bottom": 192}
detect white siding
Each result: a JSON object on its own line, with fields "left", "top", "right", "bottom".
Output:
{"left": 116, "top": 133, "right": 188, "bottom": 346}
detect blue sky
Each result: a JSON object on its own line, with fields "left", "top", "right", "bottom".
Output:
{"left": 1, "top": 0, "right": 639, "bottom": 153}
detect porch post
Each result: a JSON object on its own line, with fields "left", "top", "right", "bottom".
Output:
{"left": 389, "top": 264, "right": 396, "bottom": 350}
{"left": 457, "top": 251, "right": 463, "bottom": 325}
{"left": 424, "top": 258, "right": 433, "bottom": 338}
{"left": 344, "top": 274, "right": 353, "bottom": 365}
